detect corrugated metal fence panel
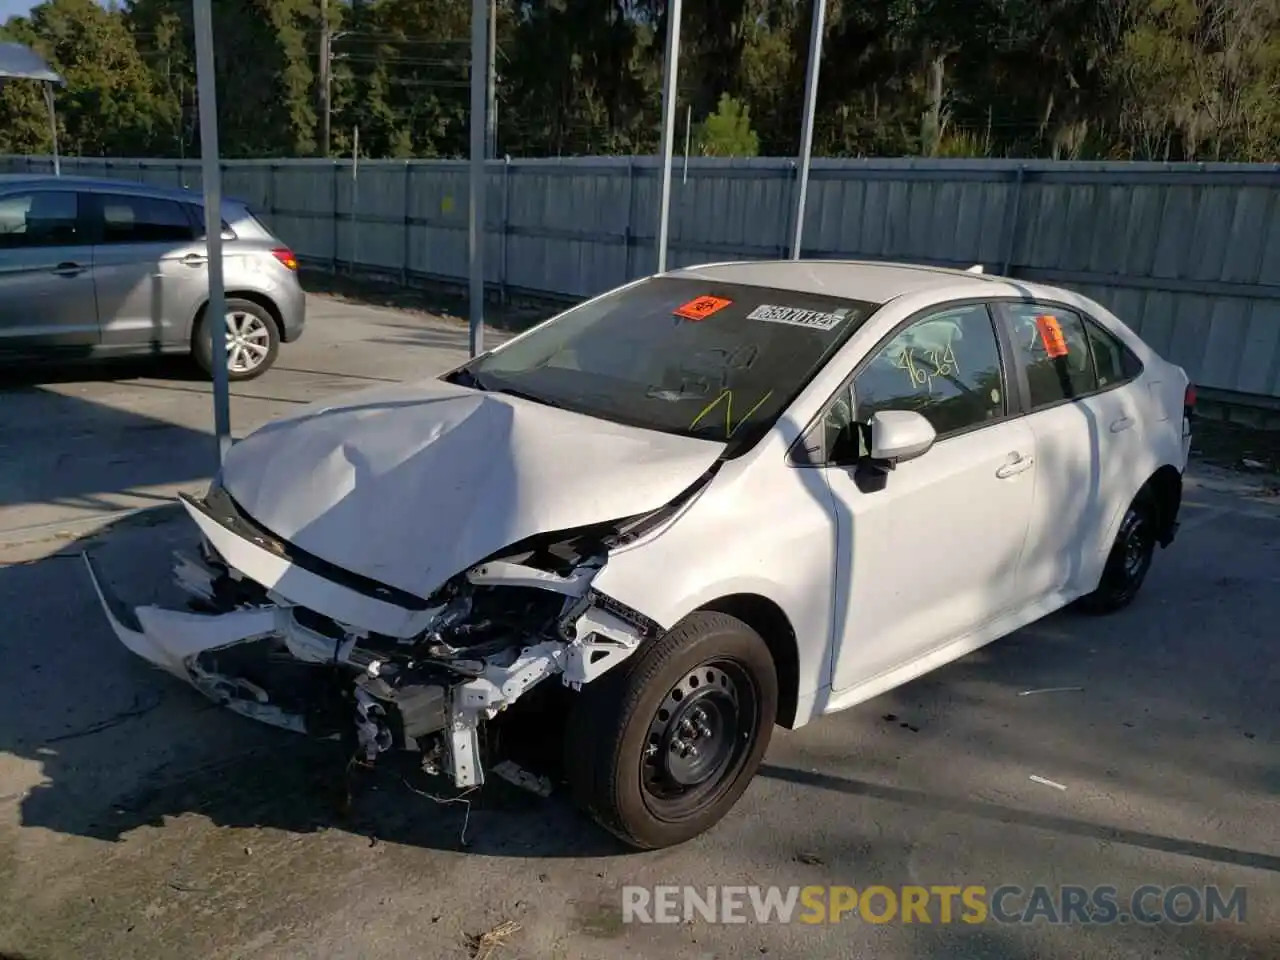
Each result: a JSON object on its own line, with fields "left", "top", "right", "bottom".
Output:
{"left": 4, "top": 154, "right": 1279, "bottom": 400}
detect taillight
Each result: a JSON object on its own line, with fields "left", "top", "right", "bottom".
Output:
{"left": 271, "top": 247, "right": 298, "bottom": 270}
{"left": 1184, "top": 384, "right": 1196, "bottom": 409}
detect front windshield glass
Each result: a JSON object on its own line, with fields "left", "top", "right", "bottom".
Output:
{"left": 453, "top": 276, "right": 879, "bottom": 446}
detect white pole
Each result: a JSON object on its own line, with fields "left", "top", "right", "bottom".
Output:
{"left": 43, "top": 83, "right": 60, "bottom": 177}
{"left": 193, "top": 0, "right": 231, "bottom": 462}
{"left": 791, "top": 0, "right": 827, "bottom": 260}
{"left": 351, "top": 125, "right": 360, "bottom": 271}
{"left": 468, "top": 0, "right": 487, "bottom": 356}
{"left": 682, "top": 103, "right": 691, "bottom": 184}
{"left": 655, "top": 0, "right": 682, "bottom": 274}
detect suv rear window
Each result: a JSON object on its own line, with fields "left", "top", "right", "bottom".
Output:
{"left": 455, "top": 276, "right": 879, "bottom": 448}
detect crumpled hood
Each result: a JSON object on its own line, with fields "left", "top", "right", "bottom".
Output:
{"left": 219, "top": 376, "right": 724, "bottom": 601}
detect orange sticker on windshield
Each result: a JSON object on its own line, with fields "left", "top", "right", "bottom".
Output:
{"left": 674, "top": 295, "right": 732, "bottom": 322}
{"left": 1035, "top": 314, "right": 1069, "bottom": 358}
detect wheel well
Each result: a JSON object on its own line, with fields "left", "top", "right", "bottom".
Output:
{"left": 1144, "top": 465, "right": 1182, "bottom": 547}
{"left": 698, "top": 593, "right": 800, "bottom": 729}
{"left": 190, "top": 290, "right": 284, "bottom": 347}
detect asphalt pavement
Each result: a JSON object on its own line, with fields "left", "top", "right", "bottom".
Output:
{"left": 0, "top": 292, "right": 1277, "bottom": 960}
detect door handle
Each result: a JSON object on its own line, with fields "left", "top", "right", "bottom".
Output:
{"left": 51, "top": 261, "right": 84, "bottom": 277}
{"left": 180, "top": 253, "right": 209, "bottom": 267}
{"left": 1109, "top": 416, "right": 1134, "bottom": 433}
{"left": 996, "top": 454, "right": 1035, "bottom": 479}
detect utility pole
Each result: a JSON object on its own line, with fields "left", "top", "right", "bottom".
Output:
{"left": 485, "top": 0, "right": 497, "bottom": 157}
{"left": 319, "top": 0, "right": 331, "bottom": 158}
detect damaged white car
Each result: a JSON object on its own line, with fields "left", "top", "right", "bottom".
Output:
{"left": 86, "top": 260, "right": 1193, "bottom": 849}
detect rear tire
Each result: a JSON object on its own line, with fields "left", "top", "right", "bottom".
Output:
{"left": 564, "top": 611, "right": 777, "bottom": 850}
{"left": 1077, "top": 492, "right": 1157, "bottom": 614}
{"left": 192, "top": 298, "right": 280, "bottom": 382}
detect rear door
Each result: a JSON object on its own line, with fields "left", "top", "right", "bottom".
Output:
{"left": 994, "top": 301, "right": 1148, "bottom": 600}
{"left": 87, "top": 191, "right": 208, "bottom": 349}
{"left": 0, "top": 188, "right": 98, "bottom": 351}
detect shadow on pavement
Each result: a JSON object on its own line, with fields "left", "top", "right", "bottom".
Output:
{"left": 0, "top": 363, "right": 216, "bottom": 524}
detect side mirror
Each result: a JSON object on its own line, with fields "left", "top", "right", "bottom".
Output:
{"left": 868, "top": 410, "right": 936, "bottom": 467}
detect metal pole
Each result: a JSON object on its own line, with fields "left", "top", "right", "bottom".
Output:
{"left": 468, "top": 0, "right": 487, "bottom": 356}
{"left": 43, "top": 83, "right": 60, "bottom": 177}
{"left": 655, "top": 0, "right": 682, "bottom": 274}
{"left": 351, "top": 126, "right": 360, "bottom": 272}
{"left": 193, "top": 0, "right": 231, "bottom": 463}
{"left": 486, "top": 0, "right": 498, "bottom": 158}
{"left": 319, "top": 0, "right": 331, "bottom": 158}
{"left": 682, "top": 104, "right": 691, "bottom": 184}
{"left": 790, "top": 0, "right": 826, "bottom": 260}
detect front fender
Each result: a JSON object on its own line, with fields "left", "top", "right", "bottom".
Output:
{"left": 591, "top": 459, "right": 839, "bottom": 713}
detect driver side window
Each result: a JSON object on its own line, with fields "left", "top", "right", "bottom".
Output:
{"left": 850, "top": 304, "right": 1007, "bottom": 439}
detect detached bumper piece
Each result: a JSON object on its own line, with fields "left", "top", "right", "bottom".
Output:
{"left": 83, "top": 495, "right": 653, "bottom": 792}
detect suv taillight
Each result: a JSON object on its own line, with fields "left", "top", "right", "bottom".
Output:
{"left": 1184, "top": 383, "right": 1196, "bottom": 422}
{"left": 271, "top": 247, "right": 298, "bottom": 270}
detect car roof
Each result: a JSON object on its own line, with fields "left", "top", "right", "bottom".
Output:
{"left": 0, "top": 173, "right": 240, "bottom": 208}
{"left": 665, "top": 259, "right": 1008, "bottom": 305}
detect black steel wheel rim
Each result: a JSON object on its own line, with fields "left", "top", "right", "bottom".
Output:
{"left": 640, "top": 659, "right": 759, "bottom": 822}
{"left": 1115, "top": 507, "right": 1153, "bottom": 586}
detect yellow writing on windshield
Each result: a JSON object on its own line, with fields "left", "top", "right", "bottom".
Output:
{"left": 689, "top": 388, "right": 775, "bottom": 440}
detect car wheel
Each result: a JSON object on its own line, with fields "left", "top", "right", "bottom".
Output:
{"left": 1078, "top": 492, "right": 1157, "bottom": 614}
{"left": 193, "top": 298, "right": 280, "bottom": 382}
{"left": 564, "top": 610, "right": 777, "bottom": 850}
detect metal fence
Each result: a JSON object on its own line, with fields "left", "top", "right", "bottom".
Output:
{"left": 5, "top": 153, "right": 1280, "bottom": 409}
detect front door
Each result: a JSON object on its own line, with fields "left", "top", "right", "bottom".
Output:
{"left": 88, "top": 191, "right": 208, "bottom": 350}
{"left": 823, "top": 303, "right": 1038, "bottom": 694}
{"left": 0, "top": 189, "right": 98, "bottom": 351}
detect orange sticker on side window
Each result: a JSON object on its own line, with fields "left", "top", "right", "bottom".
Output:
{"left": 674, "top": 295, "right": 732, "bottom": 322}
{"left": 1035, "top": 314, "right": 1069, "bottom": 358}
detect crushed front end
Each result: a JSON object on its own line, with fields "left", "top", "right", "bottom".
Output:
{"left": 84, "top": 486, "right": 663, "bottom": 790}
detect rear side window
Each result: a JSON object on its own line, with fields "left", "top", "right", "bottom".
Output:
{"left": 999, "top": 303, "right": 1097, "bottom": 409}
{"left": 1085, "top": 317, "right": 1143, "bottom": 387}
{"left": 98, "top": 193, "right": 197, "bottom": 245}
{"left": 0, "top": 191, "right": 81, "bottom": 248}
{"left": 183, "top": 203, "right": 236, "bottom": 239}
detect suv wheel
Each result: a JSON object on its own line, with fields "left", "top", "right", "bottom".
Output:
{"left": 193, "top": 298, "right": 280, "bottom": 382}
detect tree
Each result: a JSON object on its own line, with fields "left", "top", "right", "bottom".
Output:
{"left": 695, "top": 93, "right": 760, "bottom": 157}
{"left": 0, "top": 0, "right": 160, "bottom": 157}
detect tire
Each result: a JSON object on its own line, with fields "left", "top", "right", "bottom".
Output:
{"left": 193, "top": 298, "right": 280, "bottom": 382}
{"left": 1077, "top": 491, "right": 1157, "bottom": 614}
{"left": 564, "top": 611, "right": 778, "bottom": 850}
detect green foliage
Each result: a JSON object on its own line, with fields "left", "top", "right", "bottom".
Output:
{"left": 0, "top": 0, "right": 1278, "bottom": 161}
{"left": 695, "top": 94, "right": 759, "bottom": 157}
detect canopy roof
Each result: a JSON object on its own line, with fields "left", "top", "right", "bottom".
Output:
{"left": 0, "top": 41, "right": 63, "bottom": 84}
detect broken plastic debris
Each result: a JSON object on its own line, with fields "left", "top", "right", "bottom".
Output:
{"left": 1029, "top": 775, "right": 1067, "bottom": 791}
{"left": 1017, "top": 686, "right": 1084, "bottom": 697}
{"left": 490, "top": 760, "right": 554, "bottom": 797}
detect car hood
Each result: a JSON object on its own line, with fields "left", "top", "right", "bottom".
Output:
{"left": 219, "top": 376, "right": 725, "bottom": 601}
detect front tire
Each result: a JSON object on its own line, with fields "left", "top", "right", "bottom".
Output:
{"left": 193, "top": 298, "right": 280, "bottom": 382}
{"left": 564, "top": 611, "right": 777, "bottom": 850}
{"left": 1078, "top": 492, "right": 1157, "bottom": 614}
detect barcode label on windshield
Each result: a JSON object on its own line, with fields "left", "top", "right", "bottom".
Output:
{"left": 747, "top": 304, "right": 850, "bottom": 331}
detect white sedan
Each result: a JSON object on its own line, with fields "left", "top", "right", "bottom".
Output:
{"left": 86, "top": 260, "right": 1194, "bottom": 849}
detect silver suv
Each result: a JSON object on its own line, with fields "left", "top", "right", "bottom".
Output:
{"left": 0, "top": 175, "right": 306, "bottom": 380}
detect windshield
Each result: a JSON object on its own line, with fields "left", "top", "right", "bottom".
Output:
{"left": 451, "top": 276, "right": 879, "bottom": 448}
